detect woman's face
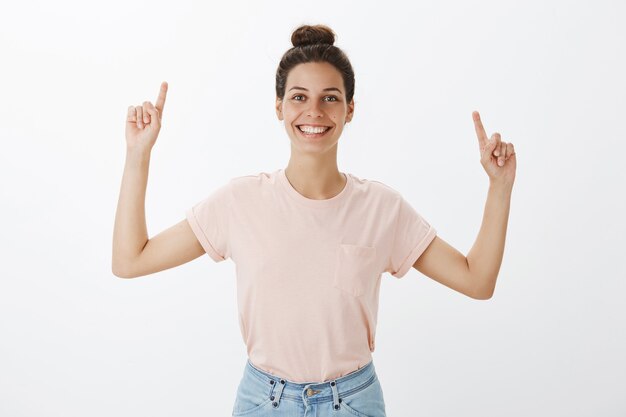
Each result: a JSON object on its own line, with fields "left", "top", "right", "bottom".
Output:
{"left": 276, "top": 62, "right": 354, "bottom": 154}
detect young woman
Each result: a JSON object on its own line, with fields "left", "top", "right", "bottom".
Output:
{"left": 113, "top": 24, "right": 516, "bottom": 417}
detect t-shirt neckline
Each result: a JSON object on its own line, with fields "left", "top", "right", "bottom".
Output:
{"left": 277, "top": 168, "right": 353, "bottom": 208}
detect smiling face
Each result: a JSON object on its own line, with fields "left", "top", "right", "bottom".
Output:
{"left": 276, "top": 62, "right": 354, "bottom": 155}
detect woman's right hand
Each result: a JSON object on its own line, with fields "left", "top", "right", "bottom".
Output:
{"left": 125, "top": 81, "right": 168, "bottom": 153}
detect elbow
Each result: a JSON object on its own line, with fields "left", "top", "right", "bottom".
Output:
{"left": 112, "top": 258, "right": 124, "bottom": 278}
{"left": 466, "top": 259, "right": 497, "bottom": 300}
{"left": 112, "top": 267, "right": 129, "bottom": 279}
{"left": 112, "top": 251, "right": 141, "bottom": 278}
{"left": 471, "top": 279, "right": 495, "bottom": 300}
{"left": 467, "top": 266, "right": 497, "bottom": 300}
{"left": 112, "top": 253, "right": 125, "bottom": 278}
{"left": 473, "top": 289, "right": 494, "bottom": 300}
{"left": 112, "top": 262, "right": 134, "bottom": 279}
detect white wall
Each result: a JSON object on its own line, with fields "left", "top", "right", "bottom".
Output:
{"left": 1, "top": 0, "right": 624, "bottom": 416}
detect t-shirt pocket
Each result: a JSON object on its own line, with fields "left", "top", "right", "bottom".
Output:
{"left": 333, "top": 243, "right": 377, "bottom": 297}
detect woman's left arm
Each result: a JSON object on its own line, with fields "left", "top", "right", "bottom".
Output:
{"left": 466, "top": 180, "right": 513, "bottom": 299}
{"left": 413, "top": 111, "right": 516, "bottom": 300}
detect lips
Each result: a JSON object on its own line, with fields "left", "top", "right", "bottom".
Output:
{"left": 296, "top": 125, "right": 332, "bottom": 134}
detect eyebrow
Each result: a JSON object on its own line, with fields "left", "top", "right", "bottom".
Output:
{"left": 288, "top": 86, "right": 343, "bottom": 95}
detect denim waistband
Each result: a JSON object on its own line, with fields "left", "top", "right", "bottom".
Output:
{"left": 245, "top": 359, "right": 377, "bottom": 406}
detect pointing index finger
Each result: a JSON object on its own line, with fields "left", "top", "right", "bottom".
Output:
{"left": 472, "top": 110, "right": 489, "bottom": 150}
{"left": 155, "top": 81, "right": 168, "bottom": 116}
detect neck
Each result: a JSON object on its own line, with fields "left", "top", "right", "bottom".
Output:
{"left": 284, "top": 159, "right": 346, "bottom": 200}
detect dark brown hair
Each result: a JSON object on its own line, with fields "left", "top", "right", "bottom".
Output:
{"left": 275, "top": 24, "right": 355, "bottom": 103}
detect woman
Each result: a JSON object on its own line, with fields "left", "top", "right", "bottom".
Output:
{"left": 113, "top": 24, "right": 516, "bottom": 417}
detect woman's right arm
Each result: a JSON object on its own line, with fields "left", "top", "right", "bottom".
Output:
{"left": 112, "top": 82, "right": 205, "bottom": 278}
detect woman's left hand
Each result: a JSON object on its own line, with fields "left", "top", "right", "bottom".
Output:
{"left": 472, "top": 110, "right": 516, "bottom": 187}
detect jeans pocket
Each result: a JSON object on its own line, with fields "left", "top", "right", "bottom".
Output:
{"left": 333, "top": 243, "right": 377, "bottom": 297}
{"left": 232, "top": 372, "right": 273, "bottom": 416}
{"left": 338, "top": 376, "right": 386, "bottom": 417}
{"left": 232, "top": 395, "right": 272, "bottom": 416}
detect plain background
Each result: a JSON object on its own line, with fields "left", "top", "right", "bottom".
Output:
{"left": 1, "top": 0, "right": 624, "bottom": 416}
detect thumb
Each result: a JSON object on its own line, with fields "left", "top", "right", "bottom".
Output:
{"left": 127, "top": 105, "right": 137, "bottom": 124}
{"left": 144, "top": 102, "right": 160, "bottom": 126}
{"left": 482, "top": 134, "right": 498, "bottom": 160}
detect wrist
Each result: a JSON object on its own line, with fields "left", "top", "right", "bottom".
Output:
{"left": 126, "top": 146, "right": 151, "bottom": 159}
{"left": 125, "top": 148, "right": 151, "bottom": 166}
{"left": 489, "top": 180, "right": 513, "bottom": 195}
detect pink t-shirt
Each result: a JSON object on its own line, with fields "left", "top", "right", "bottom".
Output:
{"left": 186, "top": 168, "right": 436, "bottom": 383}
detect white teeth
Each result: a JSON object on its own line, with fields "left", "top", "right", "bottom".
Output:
{"left": 298, "top": 125, "right": 330, "bottom": 134}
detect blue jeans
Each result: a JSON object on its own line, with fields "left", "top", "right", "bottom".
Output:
{"left": 232, "top": 358, "right": 387, "bottom": 416}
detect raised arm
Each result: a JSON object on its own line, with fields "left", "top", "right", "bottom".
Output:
{"left": 112, "top": 81, "right": 206, "bottom": 278}
{"left": 412, "top": 111, "right": 516, "bottom": 299}
{"left": 412, "top": 183, "right": 511, "bottom": 300}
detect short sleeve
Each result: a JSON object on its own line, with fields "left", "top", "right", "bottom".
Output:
{"left": 386, "top": 195, "right": 437, "bottom": 278}
{"left": 185, "top": 181, "right": 233, "bottom": 263}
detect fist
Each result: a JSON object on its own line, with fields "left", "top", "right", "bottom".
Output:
{"left": 125, "top": 81, "right": 168, "bottom": 153}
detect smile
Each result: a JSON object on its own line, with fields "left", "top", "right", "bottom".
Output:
{"left": 296, "top": 125, "right": 332, "bottom": 138}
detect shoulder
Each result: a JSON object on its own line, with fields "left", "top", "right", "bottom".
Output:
{"left": 348, "top": 173, "right": 403, "bottom": 203}
{"left": 229, "top": 170, "right": 277, "bottom": 186}
{"left": 225, "top": 169, "right": 280, "bottom": 197}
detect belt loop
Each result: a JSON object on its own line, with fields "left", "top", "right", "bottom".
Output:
{"left": 270, "top": 377, "right": 287, "bottom": 408}
{"left": 330, "top": 380, "right": 340, "bottom": 411}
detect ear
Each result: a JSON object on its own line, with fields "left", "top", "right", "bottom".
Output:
{"left": 275, "top": 97, "right": 283, "bottom": 121}
{"left": 344, "top": 98, "right": 355, "bottom": 124}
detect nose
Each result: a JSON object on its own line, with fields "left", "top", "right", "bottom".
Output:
{"left": 306, "top": 101, "right": 324, "bottom": 118}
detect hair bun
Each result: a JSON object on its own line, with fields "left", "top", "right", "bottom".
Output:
{"left": 291, "top": 24, "right": 336, "bottom": 47}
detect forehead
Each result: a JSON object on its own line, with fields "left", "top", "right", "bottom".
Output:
{"left": 286, "top": 62, "right": 342, "bottom": 89}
